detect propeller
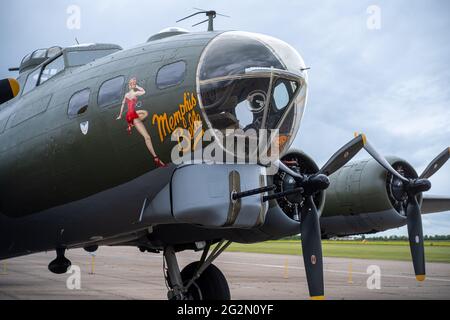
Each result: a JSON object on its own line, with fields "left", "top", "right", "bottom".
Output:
{"left": 357, "top": 133, "right": 450, "bottom": 281}
{"left": 276, "top": 133, "right": 367, "bottom": 299}
{"left": 420, "top": 148, "right": 450, "bottom": 179}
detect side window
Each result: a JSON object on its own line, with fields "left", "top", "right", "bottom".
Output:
{"left": 22, "top": 68, "right": 40, "bottom": 95}
{"left": 156, "top": 61, "right": 186, "bottom": 89}
{"left": 40, "top": 56, "right": 65, "bottom": 85}
{"left": 98, "top": 76, "right": 125, "bottom": 108}
{"left": 68, "top": 89, "right": 90, "bottom": 118}
{"left": 273, "top": 81, "right": 290, "bottom": 110}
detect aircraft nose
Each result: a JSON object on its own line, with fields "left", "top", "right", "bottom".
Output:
{"left": 196, "top": 31, "right": 308, "bottom": 157}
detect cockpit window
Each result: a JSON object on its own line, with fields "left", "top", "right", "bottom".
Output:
{"left": 66, "top": 49, "right": 119, "bottom": 67}
{"left": 22, "top": 68, "right": 40, "bottom": 95}
{"left": 21, "top": 53, "right": 32, "bottom": 64}
{"left": 32, "top": 49, "right": 47, "bottom": 59}
{"left": 40, "top": 55, "right": 65, "bottom": 84}
{"left": 47, "top": 46, "right": 62, "bottom": 58}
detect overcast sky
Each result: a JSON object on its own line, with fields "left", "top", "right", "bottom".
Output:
{"left": 1, "top": 0, "right": 449, "bottom": 236}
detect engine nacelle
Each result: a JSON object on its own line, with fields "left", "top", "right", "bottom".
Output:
{"left": 320, "top": 157, "right": 422, "bottom": 238}
{"left": 273, "top": 149, "right": 326, "bottom": 222}
{"left": 0, "top": 78, "right": 20, "bottom": 105}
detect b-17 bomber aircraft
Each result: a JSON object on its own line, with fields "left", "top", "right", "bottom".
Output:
{"left": 0, "top": 11, "right": 449, "bottom": 300}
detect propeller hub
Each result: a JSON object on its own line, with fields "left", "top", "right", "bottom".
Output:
{"left": 407, "top": 179, "right": 431, "bottom": 196}
{"left": 303, "top": 174, "right": 330, "bottom": 195}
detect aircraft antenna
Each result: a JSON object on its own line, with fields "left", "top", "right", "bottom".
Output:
{"left": 176, "top": 8, "right": 230, "bottom": 32}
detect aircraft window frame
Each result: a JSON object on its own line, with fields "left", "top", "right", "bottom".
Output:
{"left": 21, "top": 68, "right": 41, "bottom": 96}
{"left": 47, "top": 46, "right": 63, "bottom": 59}
{"left": 66, "top": 49, "right": 120, "bottom": 67}
{"left": 156, "top": 60, "right": 187, "bottom": 89}
{"left": 21, "top": 53, "right": 32, "bottom": 64}
{"left": 39, "top": 54, "right": 65, "bottom": 85}
{"left": 273, "top": 80, "right": 291, "bottom": 111}
{"left": 32, "top": 49, "right": 47, "bottom": 59}
{"left": 68, "top": 88, "right": 91, "bottom": 118}
{"left": 97, "top": 76, "right": 126, "bottom": 108}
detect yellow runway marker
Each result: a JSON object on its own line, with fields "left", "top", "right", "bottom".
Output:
{"left": 283, "top": 258, "right": 289, "bottom": 279}
{"left": 348, "top": 261, "right": 353, "bottom": 284}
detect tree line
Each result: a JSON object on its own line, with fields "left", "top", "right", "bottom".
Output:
{"left": 282, "top": 235, "right": 450, "bottom": 241}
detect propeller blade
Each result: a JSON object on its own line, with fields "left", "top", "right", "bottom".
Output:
{"left": 406, "top": 196, "right": 426, "bottom": 281}
{"left": 301, "top": 196, "right": 325, "bottom": 299}
{"left": 318, "top": 134, "right": 366, "bottom": 176}
{"left": 420, "top": 147, "right": 450, "bottom": 179}
{"left": 360, "top": 135, "right": 410, "bottom": 183}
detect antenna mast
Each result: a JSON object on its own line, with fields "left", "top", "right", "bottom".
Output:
{"left": 176, "top": 9, "right": 230, "bottom": 32}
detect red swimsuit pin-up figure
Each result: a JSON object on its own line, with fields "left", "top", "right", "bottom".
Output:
{"left": 125, "top": 96, "right": 139, "bottom": 134}
{"left": 116, "top": 78, "right": 166, "bottom": 168}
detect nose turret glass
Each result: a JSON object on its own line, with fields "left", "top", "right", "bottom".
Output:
{"left": 197, "top": 31, "right": 308, "bottom": 158}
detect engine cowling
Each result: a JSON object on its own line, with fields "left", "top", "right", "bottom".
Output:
{"left": 273, "top": 149, "right": 326, "bottom": 222}
{"left": 0, "top": 78, "right": 20, "bottom": 105}
{"left": 320, "top": 157, "right": 422, "bottom": 238}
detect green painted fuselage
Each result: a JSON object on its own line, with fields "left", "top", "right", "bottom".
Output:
{"left": 0, "top": 32, "right": 216, "bottom": 219}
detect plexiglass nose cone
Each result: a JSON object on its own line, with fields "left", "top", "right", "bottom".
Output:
{"left": 197, "top": 31, "right": 308, "bottom": 160}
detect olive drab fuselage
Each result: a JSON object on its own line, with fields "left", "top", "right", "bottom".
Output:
{"left": 0, "top": 32, "right": 216, "bottom": 219}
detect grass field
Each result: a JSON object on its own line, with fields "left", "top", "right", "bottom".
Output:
{"left": 224, "top": 240, "right": 450, "bottom": 263}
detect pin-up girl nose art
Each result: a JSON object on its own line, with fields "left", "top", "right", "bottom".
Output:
{"left": 116, "top": 77, "right": 166, "bottom": 168}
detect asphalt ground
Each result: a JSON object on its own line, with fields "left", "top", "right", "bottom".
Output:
{"left": 1, "top": 247, "right": 449, "bottom": 300}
